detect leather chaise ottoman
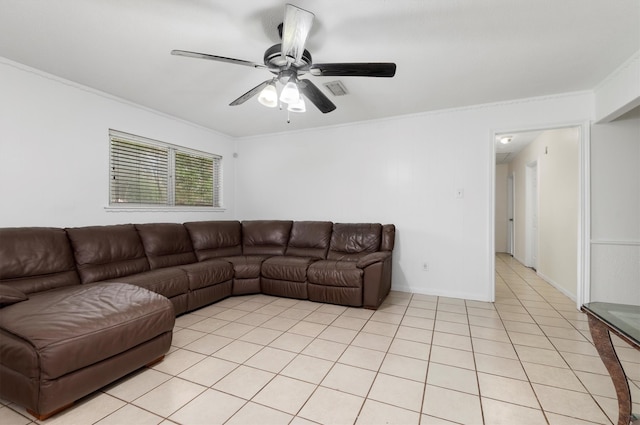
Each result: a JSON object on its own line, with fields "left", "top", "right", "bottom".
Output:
{"left": 0, "top": 282, "right": 174, "bottom": 420}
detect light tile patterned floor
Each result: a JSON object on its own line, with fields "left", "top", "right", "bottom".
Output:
{"left": 2, "top": 254, "right": 639, "bottom": 424}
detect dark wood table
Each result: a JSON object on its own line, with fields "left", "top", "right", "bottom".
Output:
{"left": 581, "top": 302, "right": 640, "bottom": 425}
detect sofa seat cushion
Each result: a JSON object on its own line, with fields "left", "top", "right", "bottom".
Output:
{"left": 104, "top": 267, "right": 188, "bottom": 299}
{"left": 262, "top": 256, "right": 317, "bottom": 283}
{"left": 223, "top": 256, "right": 267, "bottom": 279}
{"left": 0, "top": 282, "right": 174, "bottom": 381}
{"left": 307, "top": 260, "right": 363, "bottom": 288}
{"left": 179, "top": 260, "right": 234, "bottom": 290}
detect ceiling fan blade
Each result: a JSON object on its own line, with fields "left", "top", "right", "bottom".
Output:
{"left": 298, "top": 79, "right": 336, "bottom": 114}
{"left": 310, "top": 63, "right": 396, "bottom": 77}
{"left": 229, "top": 80, "right": 272, "bottom": 106}
{"left": 281, "top": 4, "right": 314, "bottom": 65}
{"left": 171, "top": 50, "right": 266, "bottom": 69}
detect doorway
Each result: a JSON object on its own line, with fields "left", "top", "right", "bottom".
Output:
{"left": 491, "top": 124, "right": 590, "bottom": 307}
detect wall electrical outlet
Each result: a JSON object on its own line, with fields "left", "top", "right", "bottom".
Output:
{"left": 422, "top": 262, "right": 429, "bottom": 271}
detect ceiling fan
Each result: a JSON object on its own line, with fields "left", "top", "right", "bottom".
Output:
{"left": 171, "top": 4, "right": 396, "bottom": 114}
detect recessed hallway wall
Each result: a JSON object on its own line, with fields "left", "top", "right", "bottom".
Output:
{"left": 503, "top": 128, "right": 580, "bottom": 300}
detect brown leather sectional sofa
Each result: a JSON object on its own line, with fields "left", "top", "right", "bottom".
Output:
{"left": 0, "top": 220, "right": 395, "bottom": 419}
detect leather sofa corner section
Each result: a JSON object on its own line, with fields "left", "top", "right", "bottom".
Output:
{"left": 0, "top": 219, "right": 396, "bottom": 420}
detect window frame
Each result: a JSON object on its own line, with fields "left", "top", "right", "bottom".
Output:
{"left": 106, "top": 129, "right": 224, "bottom": 212}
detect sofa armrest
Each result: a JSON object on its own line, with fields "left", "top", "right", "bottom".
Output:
{"left": 362, "top": 253, "right": 393, "bottom": 309}
{"left": 356, "top": 251, "right": 391, "bottom": 269}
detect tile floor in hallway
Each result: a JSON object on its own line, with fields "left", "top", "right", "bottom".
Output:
{"left": 2, "top": 253, "right": 639, "bottom": 424}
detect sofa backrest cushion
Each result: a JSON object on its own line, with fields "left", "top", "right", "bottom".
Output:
{"left": 285, "top": 221, "right": 333, "bottom": 259}
{"left": 327, "top": 223, "right": 382, "bottom": 261}
{"left": 66, "top": 224, "right": 150, "bottom": 284}
{"left": 0, "top": 227, "right": 81, "bottom": 294}
{"left": 136, "top": 223, "right": 197, "bottom": 269}
{"left": 184, "top": 221, "right": 242, "bottom": 261}
{"left": 242, "top": 220, "right": 293, "bottom": 256}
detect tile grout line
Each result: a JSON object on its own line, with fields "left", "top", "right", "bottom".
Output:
{"left": 496, "top": 254, "right": 615, "bottom": 425}
{"left": 464, "top": 296, "right": 486, "bottom": 425}
{"left": 494, "top": 254, "right": 552, "bottom": 424}
{"left": 9, "top": 256, "right": 626, "bottom": 424}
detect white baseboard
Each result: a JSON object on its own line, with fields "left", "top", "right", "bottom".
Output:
{"left": 536, "top": 271, "right": 577, "bottom": 302}
{"left": 391, "top": 284, "right": 492, "bottom": 302}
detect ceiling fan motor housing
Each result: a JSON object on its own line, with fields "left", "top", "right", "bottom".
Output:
{"left": 263, "top": 43, "right": 312, "bottom": 74}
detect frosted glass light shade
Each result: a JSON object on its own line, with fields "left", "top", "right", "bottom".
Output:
{"left": 258, "top": 83, "right": 278, "bottom": 108}
{"left": 287, "top": 96, "right": 306, "bottom": 113}
{"left": 280, "top": 81, "right": 300, "bottom": 104}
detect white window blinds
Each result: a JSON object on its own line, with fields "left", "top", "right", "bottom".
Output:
{"left": 109, "top": 130, "right": 222, "bottom": 208}
{"left": 110, "top": 137, "right": 169, "bottom": 204}
{"left": 175, "top": 151, "right": 214, "bottom": 206}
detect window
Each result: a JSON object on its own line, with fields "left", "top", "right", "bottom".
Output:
{"left": 109, "top": 130, "right": 222, "bottom": 208}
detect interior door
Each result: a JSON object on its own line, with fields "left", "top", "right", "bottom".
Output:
{"left": 507, "top": 173, "right": 514, "bottom": 255}
{"left": 526, "top": 161, "right": 538, "bottom": 270}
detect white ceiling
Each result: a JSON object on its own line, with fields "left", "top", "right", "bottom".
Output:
{"left": 1, "top": 1, "right": 638, "bottom": 138}
{"left": 495, "top": 131, "right": 542, "bottom": 164}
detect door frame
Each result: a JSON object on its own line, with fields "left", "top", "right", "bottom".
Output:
{"left": 525, "top": 160, "right": 538, "bottom": 270}
{"left": 507, "top": 172, "right": 515, "bottom": 255}
{"left": 489, "top": 121, "right": 591, "bottom": 309}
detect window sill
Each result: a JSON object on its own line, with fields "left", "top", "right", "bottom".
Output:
{"left": 105, "top": 206, "right": 226, "bottom": 213}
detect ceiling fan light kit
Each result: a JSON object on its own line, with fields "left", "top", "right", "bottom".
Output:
{"left": 279, "top": 78, "right": 301, "bottom": 104}
{"left": 171, "top": 3, "right": 396, "bottom": 119}
{"left": 287, "top": 96, "right": 306, "bottom": 113}
{"left": 257, "top": 81, "right": 278, "bottom": 108}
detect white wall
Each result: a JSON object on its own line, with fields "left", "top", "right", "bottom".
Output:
{"left": 3, "top": 54, "right": 614, "bottom": 304}
{"left": 0, "top": 59, "right": 236, "bottom": 228}
{"left": 594, "top": 51, "right": 640, "bottom": 123}
{"left": 235, "top": 93, "right": 593, "bottom": 301}
{"left": 509, "top": 128, "right": 580, "bottom": 299}
{"left": 495, "top": 164, "right": 509, "bottom": 253}
{"left": 590, "top": 111, "right": 640, "bottom": 305}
